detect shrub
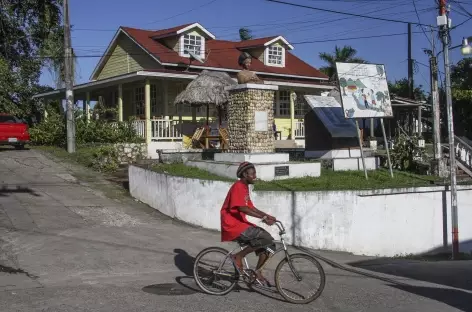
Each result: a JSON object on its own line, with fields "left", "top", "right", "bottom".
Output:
{"left": 390, "top": 133, "right": 427, "bottom": 172}
{"left": 30, "top": 108, "right": 144, "bottom": 147}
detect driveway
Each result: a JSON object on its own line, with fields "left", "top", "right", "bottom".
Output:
{"left": 0, "top": 147, "right": 470, "bottom": 312}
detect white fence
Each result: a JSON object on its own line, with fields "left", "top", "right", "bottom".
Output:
{"left": 151, "top": 119, "right": 182, "bottom": 140}
{"left": 129, "top": 165, "right": 472, "bottom": 257}
{"left": 295, "top": 120, "right": 305, "bottom": 138}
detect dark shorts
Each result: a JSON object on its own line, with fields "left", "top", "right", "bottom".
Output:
{"left": 235, "top": 226, "right": 276, "bottom": 256}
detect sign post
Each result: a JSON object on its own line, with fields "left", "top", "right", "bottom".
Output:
{"left": 355, "top": 119, "right": 368, "bottom": 179}
{"left": 380, "top": 118, "right": 394, "bottom": 177}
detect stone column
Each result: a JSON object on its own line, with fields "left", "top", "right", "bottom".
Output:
{"left": 225, "top": 84, "right": 278, "bottom": 153}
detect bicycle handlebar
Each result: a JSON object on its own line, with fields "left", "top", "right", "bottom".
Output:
{"left": 274, "top": 220, "right": 286, "bottom": 235}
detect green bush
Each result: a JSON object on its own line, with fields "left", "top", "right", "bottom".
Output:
{"left": 89, "top": 145, "right": 120, "bottom": 172}
{"left": 30, "top": 108, "right": 144, "bottom": 147}
{"left": 390, "top": 133, "right": 426, "bottom": 172}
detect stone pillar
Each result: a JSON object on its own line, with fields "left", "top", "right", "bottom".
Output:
{"left": 225, "top": 84, "right": 278, "bottom": 153}
{"left": 117, "top": 84, "right": 123, "bottom": 122}
{"left": 144, "top": 79, "right": 151, "bottom": 144}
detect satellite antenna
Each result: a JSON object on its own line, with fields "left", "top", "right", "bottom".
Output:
{"left": 184, "top": 49, "right": 206, "bottom": 71}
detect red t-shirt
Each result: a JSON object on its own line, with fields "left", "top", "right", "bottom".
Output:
{"left": 220, "top": 180, "right": 256, "bottom": 242}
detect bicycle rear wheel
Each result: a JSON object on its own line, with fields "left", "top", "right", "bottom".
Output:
{"left": 193, "top": 247, "right": 239, "bottom": 295}
{"left": 274, "top": 253, "right": 326, "bottom": 304}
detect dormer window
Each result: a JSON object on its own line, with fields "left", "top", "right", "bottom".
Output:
{"left": 181, "top": 34, "right": 204, "bottom": 57}
{"left": 265, "top": 45, "right": 285, "bottom": 67}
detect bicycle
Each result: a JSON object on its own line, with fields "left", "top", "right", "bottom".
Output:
{"left": 193, "top": 221, "right": 326, "bottom": 304}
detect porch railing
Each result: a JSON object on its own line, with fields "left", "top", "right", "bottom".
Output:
{"left": 132, "top": 120, "right": 146, "bottom": 138}
{"left": 151, "top": 119, "right": 182, "bottom": 140}
{"left": 455, "top": 136, "right": 472, "bottom": 177}
{"left": 295, "top": 120, "right": 305, "bottom": 138}
{"left": 110, "top": 120, "right": 145, "bottom": 138}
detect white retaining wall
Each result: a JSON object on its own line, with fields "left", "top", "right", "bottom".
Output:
{"left": 129, "top": 165, "right": 472, "bottom": 257}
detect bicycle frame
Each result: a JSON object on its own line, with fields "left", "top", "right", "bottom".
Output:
{"left": 217, "top": 221, "right": 302, "bottom": 281}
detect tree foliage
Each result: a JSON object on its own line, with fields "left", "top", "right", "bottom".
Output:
{"left": 0, "top": 0, "right": 66, "bottom": 118}
{"left": 387, "top": 78, "right": 426, "bottom": 101}
{"left": 238, "top": 27, "right": 253, "bottom": 41}
{"left": 319, "top": 45, "right": 365, "bottom": 81}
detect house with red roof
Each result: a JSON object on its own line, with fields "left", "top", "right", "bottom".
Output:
{"left": 34, "top": 22, "right": 333, "bottom": 155}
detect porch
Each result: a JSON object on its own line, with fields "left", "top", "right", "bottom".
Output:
{"left": 34, "top": 70, "right": 328, "bottom": 153}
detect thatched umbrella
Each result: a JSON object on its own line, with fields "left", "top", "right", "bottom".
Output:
{"left": 174, "top": 70, "right": 237, "bottom": 125}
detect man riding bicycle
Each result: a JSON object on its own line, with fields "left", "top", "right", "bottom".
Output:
{"left": 220, "top": 161, "right": 277, "bottom": 286}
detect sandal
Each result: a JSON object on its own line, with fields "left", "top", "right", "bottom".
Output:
{"left": 255, "top": 270, "right": 273, "bottom": 288}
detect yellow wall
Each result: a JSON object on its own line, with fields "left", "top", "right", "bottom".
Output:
{"left": 96, "top": 34, "right": 160, "bottom": 80}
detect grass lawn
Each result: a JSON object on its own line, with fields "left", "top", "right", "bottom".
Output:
{"left": 151, "top": 163, "right": 439, "bottom": 191}
{"left": 34, "top": 145, "right": 100, "bottom": 169}
{"left": 35, "top": 145, "right": 440, "bottom": 192}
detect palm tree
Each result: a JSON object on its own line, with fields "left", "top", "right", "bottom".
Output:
{"left": 319, "top": 45, "right": 365, "bottom": 81}
{"left": 239, "top": 27, "right": 253, "bottom": 41}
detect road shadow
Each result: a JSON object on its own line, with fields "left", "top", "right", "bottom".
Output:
{"left": 0, "top": 146, "right": 30, "bottom": 152}
{"left": 174, "top": 248, "right": 195, "bottom": 277}
{"left": 388, "top": 284, "right": 472, "bottom": 312}
{"left": 348, "top": 242, "right": 472, "bottom": 292}
{"left": 0, "top": 185, "right": 41, "bottom": 197}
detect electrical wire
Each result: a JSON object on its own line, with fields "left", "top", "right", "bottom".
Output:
{"left": 265, "top": 0, "right": 435, "bottom": 27}
{"left": 35, "top": 30, "right": 425, "bottom": 60}
{"left": 412, "top": 0, "right": 433, "bottom": 46}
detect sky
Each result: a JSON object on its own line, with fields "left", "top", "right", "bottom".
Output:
{"left": 39, "top": 0, "right": 472, "bottom": 92}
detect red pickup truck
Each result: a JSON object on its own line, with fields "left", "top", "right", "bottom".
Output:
{"left": 0, "top": 113, "right": 30, "bottom": 149}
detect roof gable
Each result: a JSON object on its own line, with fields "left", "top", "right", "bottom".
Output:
{"left": 90, "top": 24, "right": 328, "bottom": 81}
{"left": 236, "top": 35, "right": 294, "bottom": 50}
{"left": 149, "top": 22, "right": 215, "bottom": 40}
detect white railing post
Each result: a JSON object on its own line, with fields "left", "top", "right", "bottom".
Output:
{"left": 149, "top": 119, "right": 183, "bottom": 140}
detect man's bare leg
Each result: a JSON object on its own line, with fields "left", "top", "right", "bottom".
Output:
{"left": 232, "top": 247, "right": 255, "bottom": 271}
{"left": 255, "top": 252, "right": 272, "bottom": 286}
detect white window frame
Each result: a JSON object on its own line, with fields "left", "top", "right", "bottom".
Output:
{"left": 180, "top": 34, "right": 205, "bottom": 58}
{"left": 265, "top": 45, "right": 285, "bottom": 67}
{"left": 278, "top": 90, "right": 290, "bottom": 117}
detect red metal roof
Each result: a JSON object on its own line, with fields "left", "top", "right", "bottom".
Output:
{"left": 235, "top": 36, "right": 278, "bottom": 49}
{"left": 120, "top": 26, "right": 328, "bottom": 80}
{"left": 147, "top": 23, "right": 194, "bottom": 38}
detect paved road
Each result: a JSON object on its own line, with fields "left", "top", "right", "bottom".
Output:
{"left": 0, "top": 148, "right": 470, "bottom": 312}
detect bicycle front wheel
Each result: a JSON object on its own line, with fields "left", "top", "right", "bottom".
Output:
{"left": 193, "top": 247, "right": 239, "bottom": 296}
{"left": 274, "top": 253, "right": 326, "bottom": 304}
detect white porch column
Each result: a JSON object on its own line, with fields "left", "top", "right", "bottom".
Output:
{"left": 290, "top": 90, "right": 295, "bottom": 139}
{"left": 163, "top": 80, "right": 169, "bottom": 118}
{"left": 118, "top": 84, "right": 123, "bottom": 122}
{"left": 85, "top": 92, "right": 90, "bottom": 122}
{"left": 145, "top": 79, "right": 151, "bottom": 144}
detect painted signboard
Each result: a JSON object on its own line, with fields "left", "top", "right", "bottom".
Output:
{"left": 304, "top": 95, "right": 357, "bottom": 138}
{"left": 335, "top": 62, "right": 393, "bottom": 119}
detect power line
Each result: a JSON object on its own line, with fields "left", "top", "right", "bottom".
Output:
{"left": 412, "top": 0, "right": 433, "bottom": 46}
{"left": 144, "top": 0, "right": 221, "bottom": 25}
{"left": 34, "top": 31, "right": 425, "bottom": 59}
{"left": 265, "top": 0, "right": 436, "bottom": 27}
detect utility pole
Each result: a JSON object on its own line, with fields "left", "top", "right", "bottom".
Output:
{"left": 427, "top": 26, "right": 445, "bottom": 177}
{"left": 438, "top": 0, "right": 459, "bottom": 259}
{"left": 63, "top": 0, "right": 76, "bottom": 153}
{"left": 407, "top": 23, "right": 414, "bottom": 134}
